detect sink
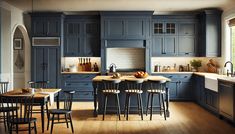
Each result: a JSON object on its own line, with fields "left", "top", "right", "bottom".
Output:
{"left": 205, "top": 75, "right": 218, "bottom": 92}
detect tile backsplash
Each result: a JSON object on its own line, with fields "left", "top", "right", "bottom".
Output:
{"left": 151, "top": 57, "right": 224, "bottom": 73}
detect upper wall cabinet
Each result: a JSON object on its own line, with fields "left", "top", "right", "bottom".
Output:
{"left": 198, "top": 9, "right": 222, "bottom": 57}
{"left": 31, "top": 13, "right": 63, "bottom": 37}
{"left": 152, "top": 15, "right": 198, "bottom": 57}
{"left": 101, "top": 11, "right": 153, "bottom": 40}
{"left": 64, "top": 15, "right": 100, "bottom": 57}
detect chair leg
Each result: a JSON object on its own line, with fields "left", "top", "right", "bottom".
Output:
{"left": 29, "top": 122, "right": 31, "bottom": 134}
{"left": 150, "top": 93, "right": 154, "bottom": 120}
{"left": 46, "top": 102, "right": 49, "bottom": 120}
{"left": 146, "top": 93, "right": 150, "bottom": 116}
{"left": 103, "top": 95, "right": 108, "bottom": 120}
{"left": 161, "top": 94, "right": 167, "bottom": 120}
{"left": 34, "top": 121, "right": 37, "bottom": 134}
{"left": 65, "top": 114, "right": 69, "bottom": 128}
{"left": 139, "top": 94, "right": 143, "bottom": 120}
{"left": 10, "top": 123, "right": 13, "bottom": 134}
{"left": 47, "top": 113, "right": 50, "bottom": 130}
{"left": 124, "top": 94, "right": 128, "bottom": 117}
{"left": 3, "top": 112, "right": 7, "bottom": 131}
{"left": 126, "top": 94, "right": 131, "bottom": 120}
{"left": 69, "top": 114, "right": 74, "bottom": 133}
{"left": 50, "top": 114, "right": 55, "bottom": 134}
{"left": 16, "top": 124, "right": 19, "bottom": 134}
{"left": 116, "top": 94, "right": 121, "bottom": 120}
{"left": 137, "top": 94, "right": 140, "bottom": 115}
{"left": 159, "top": 94, "right": 162, "bottom": 116}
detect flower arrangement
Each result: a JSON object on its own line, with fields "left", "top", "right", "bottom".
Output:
{"left": 190, "top": 59, "right": 202, "bottom": 71}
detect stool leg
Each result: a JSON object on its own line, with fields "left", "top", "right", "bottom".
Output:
{"left": 150, "top": 93, "right": 154, "bottom": 120}
{"left": 103, "top": 95, "right": 108, "bottom": 120}
{"left": 139, "top": 94, "right": 143, "bottom": 120}
{"left": 124, "top": 94, "right": 128, "bottom": 117}
{"left": 116, "top": 94, "right": 121, "bottom": 120}
{"left": 159, "top": 94, "right": 162, "bottom": 116}
{"left": 126, "top": 94, "right": 131, "bottom": 120}
{"left": 146, "top": 93, "right": 150, "bottom": 116}
{"left": 137, "top": 94, "right": 140, "bottom": 115}
{"left": 161, "top": 94, "right": 167, "bottom": 120}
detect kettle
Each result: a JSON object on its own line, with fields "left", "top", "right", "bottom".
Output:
{"left": 109, "top": 63, "right": 117, "bottom": 73}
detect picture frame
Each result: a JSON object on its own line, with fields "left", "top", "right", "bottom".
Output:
{"left": 14, "top": 38, "right": 23, "bottom": 50}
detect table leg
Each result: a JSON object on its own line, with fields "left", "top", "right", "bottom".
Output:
{"left": 93, "top": 82, "right": 98, "bottom": 117}
{"left": 56, "top": 93, "right": 60, "bottom": 122}
{"left": 41, "top": 104, "right": 44, "bottom": 133}
{"left": 166, "top": 87, "right": 170, "bottom": 117}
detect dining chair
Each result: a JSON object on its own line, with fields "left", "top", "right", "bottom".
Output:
{"left": 146, "top": 79, "right": 167, "bottom": 120}
{"left": 2, "top": 95, "right": 37, "bottom": 134}
{"left": 47, "top": 90, "right": 75, "bottom": 134}
{"left": 28, "top": 81, "right": 50, "bottom": 118}
{"left": 124, "top": 79, "right": 144, "bottom": 120}
{"left": 102, "top": 79, "right": 121, "bottom": 120}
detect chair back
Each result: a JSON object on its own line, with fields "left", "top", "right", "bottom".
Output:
{"left": 0, "top": 82, "right": 9, "bottom": 94}
{"left": 148, "top": 79, "right": 167, "bottom": 92}
{"left": 125, "top": 79, "right": 144, "bottom": 90}
{"left": 63, "top": 91, "right": 75, "bottom": 111}
{"left": 102, "top": 79, "right": 121, "bottom": 91}
{"left": 2, "top": 95, "right": 34, "bottom": 123}
{"left": 28, "top": 81, "right": 49, "bottom": 88}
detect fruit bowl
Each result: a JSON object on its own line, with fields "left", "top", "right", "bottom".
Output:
{"left": 134, "top": 71, "right": 148, "bottom": 78}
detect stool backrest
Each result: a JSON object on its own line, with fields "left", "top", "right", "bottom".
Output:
{"left": 125, "top": 79, "right": 144, "bottom": 90}
{"left": 63, "top": 91, "right": 75, "bottom": 111}
{"left": 0, "top": 82, "right": 9, "bottom": 94}
{"left": 148, "top": 79, "right": 167, "bottom": 91}
{"left": 102, "top": 79, "right": 121, "bottom": 91}
{"left": 28, "top": 81, "right": 49, "bottom": 88}
{"left": 2, "top": 95, "right": 34, "bottom": 122}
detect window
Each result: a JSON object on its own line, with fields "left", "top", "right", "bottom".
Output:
{"left": 231, "top": 26, "right": 235, "bottom": 71}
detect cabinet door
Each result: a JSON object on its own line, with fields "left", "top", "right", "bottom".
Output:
{"left": 43, "top": 47, "right": 59, "bottom": 88}
{"left": 104, "top": 19, "right": 124, "bottom": 38}
{"left": 32, "top": 19, "right": 47, "bottom": 36}
{"left": 168, "top": 82, "right": 178, "bottom": 99}
{"left": 47, "top": 18, "right": 61, "bottom": 36}
{"left": 165, "top": 22, "right": 177, "bottom": 35}
{"left": 178, "top": 36, "right": 196, "bottom": 56}
{"left": 164, "top": 36, "right": 177, "bottom": 56}
{"left": 125, "top": 19, "right": 145, "bottom": 39}
{"left": 152, "top": 21, "right": 164, "bottom": 35}
{"left": 32, "top": 48, "right": 44, "bottom": 81}
{"left": 178, "top": 23, "right": 196, "bottom": 36}
{"left": 64, "top": 22, "right": 82, "bottom": 56}
{"left": 152, "top": 36, "right": 164, "bottom": 56}
{"left": 204, "top": 89, "right": 218, "bottom": 113}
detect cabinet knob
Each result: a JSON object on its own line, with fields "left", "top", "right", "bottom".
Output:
{"left": 185, "top": 53, "right": 189, "bottom": 55}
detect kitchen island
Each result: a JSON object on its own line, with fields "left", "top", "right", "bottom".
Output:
{"left": 92, "top": 75, "right": 171, "bottom": 117}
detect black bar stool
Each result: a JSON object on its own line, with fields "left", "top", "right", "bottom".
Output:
{"left": 146, "top": 79, "right": 167, "bottom": 120}
{"left": 102, "top": 79, "right": 121, "bottom": 120}
{"left": 124, "top": 79, "right": 144, "bottom": 120}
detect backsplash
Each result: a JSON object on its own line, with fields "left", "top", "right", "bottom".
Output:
{"left": 62, "top": 57, "right": 101, "bottom": 71}
{"left": 151, "top": 57, "right": 224, "bottom": 73}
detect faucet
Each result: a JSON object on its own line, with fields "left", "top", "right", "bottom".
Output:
{"left": 224, "top": 61, "right": 234, "bottom": 76}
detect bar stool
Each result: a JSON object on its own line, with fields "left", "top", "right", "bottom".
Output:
{"left": 102, "top": 79, "right": 121, "bottom": 120}
{"left": 124, "top": 79, "right": 144, "bottom": 120}
{"left": 146, "top": 79, "right": 167, "bottom": 120}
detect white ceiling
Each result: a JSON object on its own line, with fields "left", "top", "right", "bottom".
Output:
{"left": 4, "top": 0, "right": 235, "bottom": 13}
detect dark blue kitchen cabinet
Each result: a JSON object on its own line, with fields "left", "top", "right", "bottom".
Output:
{"left": 101, "top": 11, "right": 152, "bottom": 39}
{"left": 32, "top": 47, "right": 60, "bottom": 88}
{"left": 198, "top": 9, "right": 222, "bottom": 57}
{"left": 61, "top": 74, "right": 97, "bottom": 101}
{"left": 64, "top": 16, "right": 100, "bottom": 57}
{"left": 204, "top": 88, "right": 219, "bottom": 114}
{"left": 194, "top": 75, "right": 205, "bottom": 106}
{"left": 31, "top": 13, "right": 63, "bottom": 37}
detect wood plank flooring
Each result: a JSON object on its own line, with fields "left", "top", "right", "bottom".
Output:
{"left": 0, "top": 102, "right": 234, "bottom": 134}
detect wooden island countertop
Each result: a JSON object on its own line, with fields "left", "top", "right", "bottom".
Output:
{"left": 92, "top": 75, "right": 171, "bottom": 82}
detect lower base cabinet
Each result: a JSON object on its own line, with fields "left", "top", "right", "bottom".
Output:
{"left": 218, "top": 80, "right": 235, "bottom": 123}
{"left": 61, "top": 74, "right": 97, "bottom": 101}
{"left": 204, "top": 88, "right": 219, "bottom": 114}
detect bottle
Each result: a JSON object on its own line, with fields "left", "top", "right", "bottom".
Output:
{"left": 88, "top": 58, "right": 92, "bottom": 71}
{"left": 94, "top": 62, "right": 99, "bottom": 72}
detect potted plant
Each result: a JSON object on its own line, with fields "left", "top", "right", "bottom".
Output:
{"left": 190, "top": 59, "right": 202, "bottom": 72}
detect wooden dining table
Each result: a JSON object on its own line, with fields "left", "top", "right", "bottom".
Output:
{"left": 1, "top": 88, "right": 61, "bottom": 133}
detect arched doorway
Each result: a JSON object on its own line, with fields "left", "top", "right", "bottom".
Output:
{"left": 12, "top": 25, "right": 31, "bottom": 88}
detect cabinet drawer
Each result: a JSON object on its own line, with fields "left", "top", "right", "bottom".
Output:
{"left": 178, "top": 74, "right": 192, "bottom": 82}
{"left": 64, "top": 81, "right": 93, "bottom": 88}
{"left": 62, "top": 74, "right": 96, "bottom": 81}
{"left": 75, "top": 91, "right": 93, "bottom": 100}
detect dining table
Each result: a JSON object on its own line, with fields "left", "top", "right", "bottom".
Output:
{"left": 1, "top": 88, "right": 61, "bottom": 133}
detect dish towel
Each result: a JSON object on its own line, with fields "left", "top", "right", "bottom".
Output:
{"left": 40, "top": 92, "right": 55, "bottom": 106}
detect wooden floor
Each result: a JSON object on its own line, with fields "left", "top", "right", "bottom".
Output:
{"left": 0, "top": 102, "right": 234, "bottom": 134}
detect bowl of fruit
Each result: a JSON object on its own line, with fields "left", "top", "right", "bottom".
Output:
{"left": 134, "top": 71, "right": 149, "bottom": 78}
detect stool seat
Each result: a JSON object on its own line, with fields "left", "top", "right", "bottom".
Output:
{"left": 102, "top": 89, "right": 120, "bottom": 94}
{"left": 125, "top": 89, "right": 143, "bottom": 94}
{"left": 147, "top": 89, "right": 166, "bottom": 94}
